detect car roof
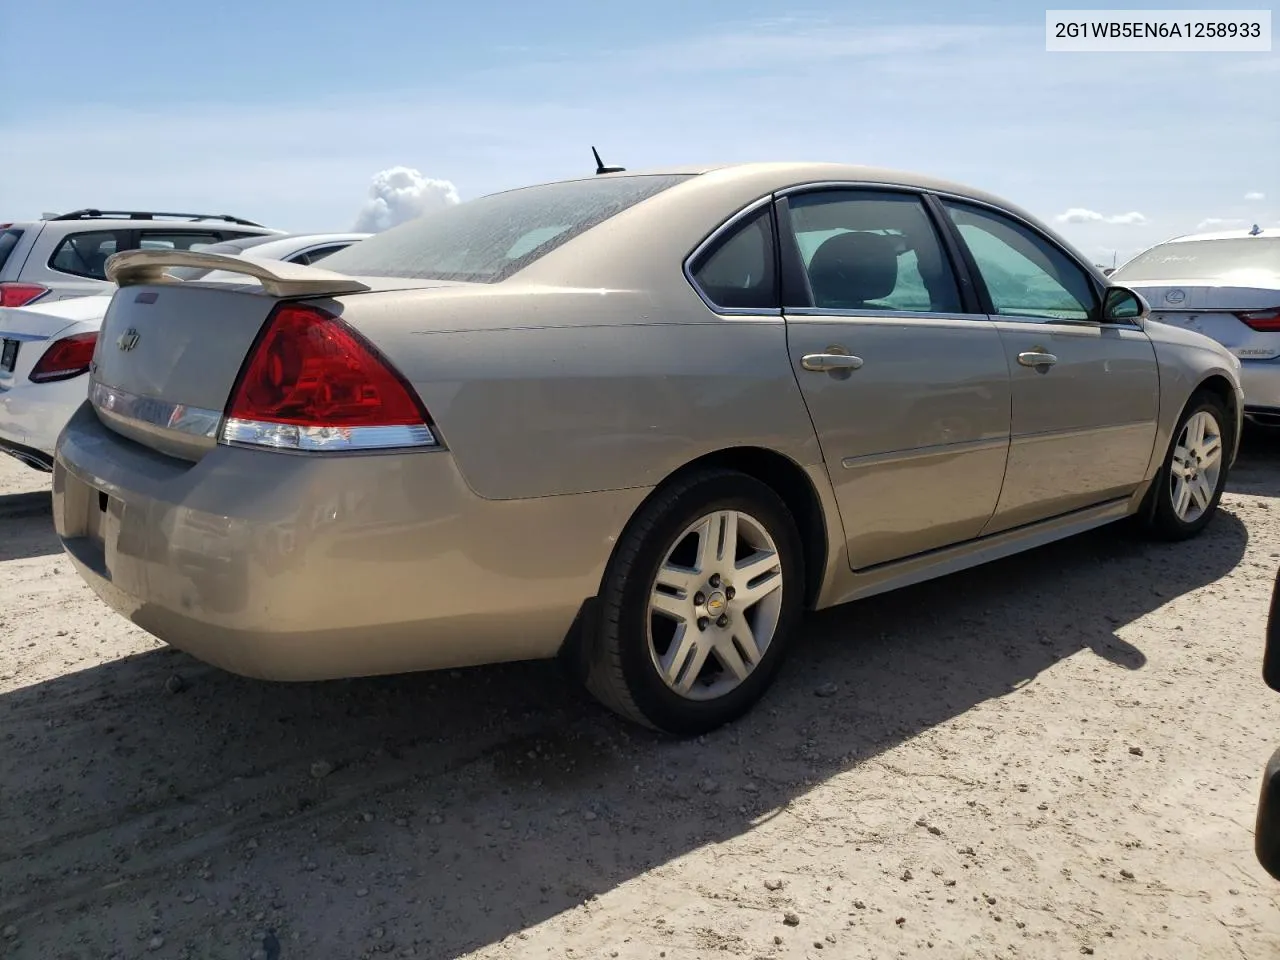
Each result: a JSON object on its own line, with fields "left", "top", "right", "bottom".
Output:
{"left": 528, "top": 160, "right": 1047, "bottom": 226}
{"left": 1159, "top": 226, "right": 1279, "bottom": 243}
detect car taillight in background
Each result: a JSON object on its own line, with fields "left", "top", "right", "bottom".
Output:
{"left": 29, "top": 332, "right": 98, "bottom": 383}
{"left": 0, "top": 282, "right": 50, "bottom": 307}
{"left": 1237, "top": 308, "right": 1280, "bottom": 333}
{"left": 220, "top": 303, "right": 438, "bottom": 452}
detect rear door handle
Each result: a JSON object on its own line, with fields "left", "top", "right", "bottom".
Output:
{"left": 801, "top": 353, "right": 864, "bottom": 372}
{"left": 1017, "top": 350, "right": 1057, "bottom": 369}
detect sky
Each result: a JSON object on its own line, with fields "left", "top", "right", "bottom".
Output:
{"left": 0, "top": 0, "right": 1276, "bottom": 265}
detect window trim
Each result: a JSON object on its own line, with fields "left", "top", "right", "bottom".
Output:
{"left": 682, "top": 195, "right": 782, "bottom": 316}
{"left": 773, "top": 183, "right": 981, "bottom": 318}
{"left": 927, "top": 192, "right": 1134, "bottom": 329}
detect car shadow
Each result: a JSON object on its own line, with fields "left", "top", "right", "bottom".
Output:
{"left": 1229, "top": 422, "right": 1280, "bottom": 499}
{"left": 0, "top": 490, "right": 58, "bottom": 562}
{"left": 0, "top": 498, "right": 1251, "bottom": 956}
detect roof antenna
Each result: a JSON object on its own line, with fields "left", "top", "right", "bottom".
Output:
{"left": 592, "top": 146, "right": 626, "bottom": 175}
{"left": 1249, "top": 223, "right": 1263, "bottom": 236}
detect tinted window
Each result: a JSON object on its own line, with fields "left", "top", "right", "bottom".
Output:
{"left": 137, "top": 231, "right": 222, "bottom": 252}
{"left": 319, "top": 174, "right": 693, "bottom": 283}
{"left": 48, "top": 230, "right": 128, "bottom": 280}
{"left": 0, "top": 228, "right": 23, "bottom": 272}
{"left": 288, "top": 243, "right": 351, "bottom": 266}
{"left": 1113, "top": 237, "right": 1280, "bottom": 283}
{"left": 785, "top": 191, "right": 962, "bottom": 313}
{"left": 166, "top": 234, "right": 283, "bottom": 280}
{"left": 689, "top": 207, "right": 777, "bottom": 310}
{"left": 944, "top": 202, "right": 1097, "bottom": 322}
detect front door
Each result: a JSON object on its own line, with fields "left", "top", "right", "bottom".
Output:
{"left": 778, "top": 189, "right": 1012, "bottom": 570}
{"left": 938, "top": 199, "right": 1160, "bottom": 533}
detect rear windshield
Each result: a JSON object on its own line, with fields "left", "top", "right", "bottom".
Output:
{"left": 1114, "top": 237, "right": 1280, "bottom": 283}
{"left": 319, "top": 174, "right": 694, "bottom": 283}
{"left": 166, "top": 234, "right": 283, "bottom": 280}
{"left": 0, "top": 228, "right": 25, "bottom": 272}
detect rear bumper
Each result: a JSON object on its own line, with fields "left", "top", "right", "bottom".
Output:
{"left": 1240, "top": 358, "right": 1280, "bottom": 418}
{"left": 53, "top": 404, "right": 647, "bottom": 681}
{"left": 1258, "top": 747, "right": 1280, "bottom": 881}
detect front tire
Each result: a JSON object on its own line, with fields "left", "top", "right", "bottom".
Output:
{"left": 1141, "top": 390, "right": 1231, "bottom": 541}
{"left": 585, "top": 469, "right": 805, "bottom": 735}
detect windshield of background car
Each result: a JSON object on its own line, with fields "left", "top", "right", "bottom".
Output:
{"left": 319, "top": 174, "right": 695, "bottom": 283}
{"left": 1114, "top": 237, "right": 1280, "bottom": 283}
{"left": 165, "top": 234, "right": 282, "bottom": 280}
{"left": 0, "top": 228, "right": 24, "bottom": 272}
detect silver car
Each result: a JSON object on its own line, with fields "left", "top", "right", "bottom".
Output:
{"left": 51, "top": 163, "right": 1244, "bottom": 735}
{"left": 1110, "top": 226, "right": 1279, "bottom": 426}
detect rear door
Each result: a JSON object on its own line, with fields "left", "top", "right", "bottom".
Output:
{"left": 937, "top": 199, "right": 1159, "bottom": 533}
{"left": 777, "top": 188, "right": 1011, "bottom": 571}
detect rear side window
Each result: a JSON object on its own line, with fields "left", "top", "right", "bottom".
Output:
{"left": 290, "top": 243, "right": 350, "bottom": 265}
{"left": 48, "top": 230, "right": 128, "bottom": 280}
{"left": 689, "top": 207, "right": 778, "bottom": 310}
{"left": 319, "top": 174, "right": 694, "bottom": 283}
{"left": 785, "top": 191, "right": 963, "bottom": 313}
{"left": 0, "top": 228, "right": 23, "bottom": 272}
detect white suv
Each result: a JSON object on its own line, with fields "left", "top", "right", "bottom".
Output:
{"left": 0, "top": 209, "right": 280, "bottom": 307}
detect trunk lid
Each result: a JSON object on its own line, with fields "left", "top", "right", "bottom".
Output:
{"left": 1125, "top": 281, "right": 1280, "bottom": 360}
{"left": 1, "top": 295, "right": 112, "bottom": 389}
{"left": 88, "top": 250, "right": 433, "bottom": 462}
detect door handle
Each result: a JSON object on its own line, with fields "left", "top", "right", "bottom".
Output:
{"left": 801, "top": 353, "right": 864, "bottom": 372}
{"left": 1017, "top": 350, "right": 1058, "bottom": 369}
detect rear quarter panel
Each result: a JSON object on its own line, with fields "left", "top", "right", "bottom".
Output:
{"left": 337, "top": 286, "right": 824, "bottom": 501}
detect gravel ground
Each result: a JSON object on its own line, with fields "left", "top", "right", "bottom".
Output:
{"left": 1, "top": 435, "right": 1279, "bottom": 960}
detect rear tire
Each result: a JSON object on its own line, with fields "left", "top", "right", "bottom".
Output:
{"left": 1139, "top": 390, "right": 1231, "bottom": 541}
{"left": 585, "top": 469, "right": 805, "bottom": 735}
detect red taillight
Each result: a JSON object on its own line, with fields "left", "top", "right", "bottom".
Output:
{"left": 1237, "top": 307, "right": 1280, "bottom": 332}
{"left": 221, "top": 303, "right": 436, "bottom": 452}
{"left": 29, "top": 332, "right": 98, "bottom": 383}
{"left": 0, "top": 282, "right": 50, "bottom": 308}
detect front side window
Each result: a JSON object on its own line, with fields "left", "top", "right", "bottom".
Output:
{"left": 688, "top": 206, "right": 777, "bottom": 310}
{"left": 784, "top": 191, "right": 962, "bottom": 313}
{"left": 48, "top": 230, "right": 128, "bottom": 280}
{"left": 320, "top": 174, "right": 693, "bottom": 283}
{"left": 943, "top": 201, "right": 1097, "bottom": 322}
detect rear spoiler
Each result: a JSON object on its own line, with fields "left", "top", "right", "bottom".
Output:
{"left": 105, "top": 249, "right": 372, "bottom": 298}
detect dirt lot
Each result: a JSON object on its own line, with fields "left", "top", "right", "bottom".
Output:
{"left": 1, "top": 440, "right": 1279, "bottom": 960}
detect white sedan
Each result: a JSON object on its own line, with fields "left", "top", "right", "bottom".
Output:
{"left": 0, "top": 232, "right": 368, "bottom": 470}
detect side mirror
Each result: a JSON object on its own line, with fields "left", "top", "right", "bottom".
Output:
{"left": 1103, "top": 285, "right": 1149, "bottom": 325}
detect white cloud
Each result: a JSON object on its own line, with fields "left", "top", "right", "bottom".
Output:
{"left": 1056, "top": 207, "right": 1104, "bottom": 224}
{"left": 1245, "top": 191, "right": 1266, "bottom": 201}
{"left": 1105, "top": 211, "right": 1147, "bottom": 225}
{"left": 1196, "top": 217, "right": 1248, "bottom": 231}
{"left": 352, "top": 166, "right": 460, "bottom": 233}
{"left": 1055, "top": 208, "right": 1147, "bottom": 225}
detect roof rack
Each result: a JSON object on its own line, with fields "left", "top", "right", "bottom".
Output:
{"left": 46, "top": 209, "right": 266, "bottom": 227}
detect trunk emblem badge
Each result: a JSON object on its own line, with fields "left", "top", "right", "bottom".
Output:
{"left": 1165, "top": 289, "right": 1185, "bottom": 304}
{"left": 117, "top": 328, "right": 141, "bottom": 351}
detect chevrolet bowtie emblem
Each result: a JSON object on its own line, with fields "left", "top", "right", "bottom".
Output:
{"left": 117, "top": 328, "right": 141, "bottom": 351}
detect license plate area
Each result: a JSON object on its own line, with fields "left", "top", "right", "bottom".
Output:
{"left": 1, "top": 338, "right": 17, "bottom": 373}
{"left": 57, "top": 471, "right": 118, "bottom": 580}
